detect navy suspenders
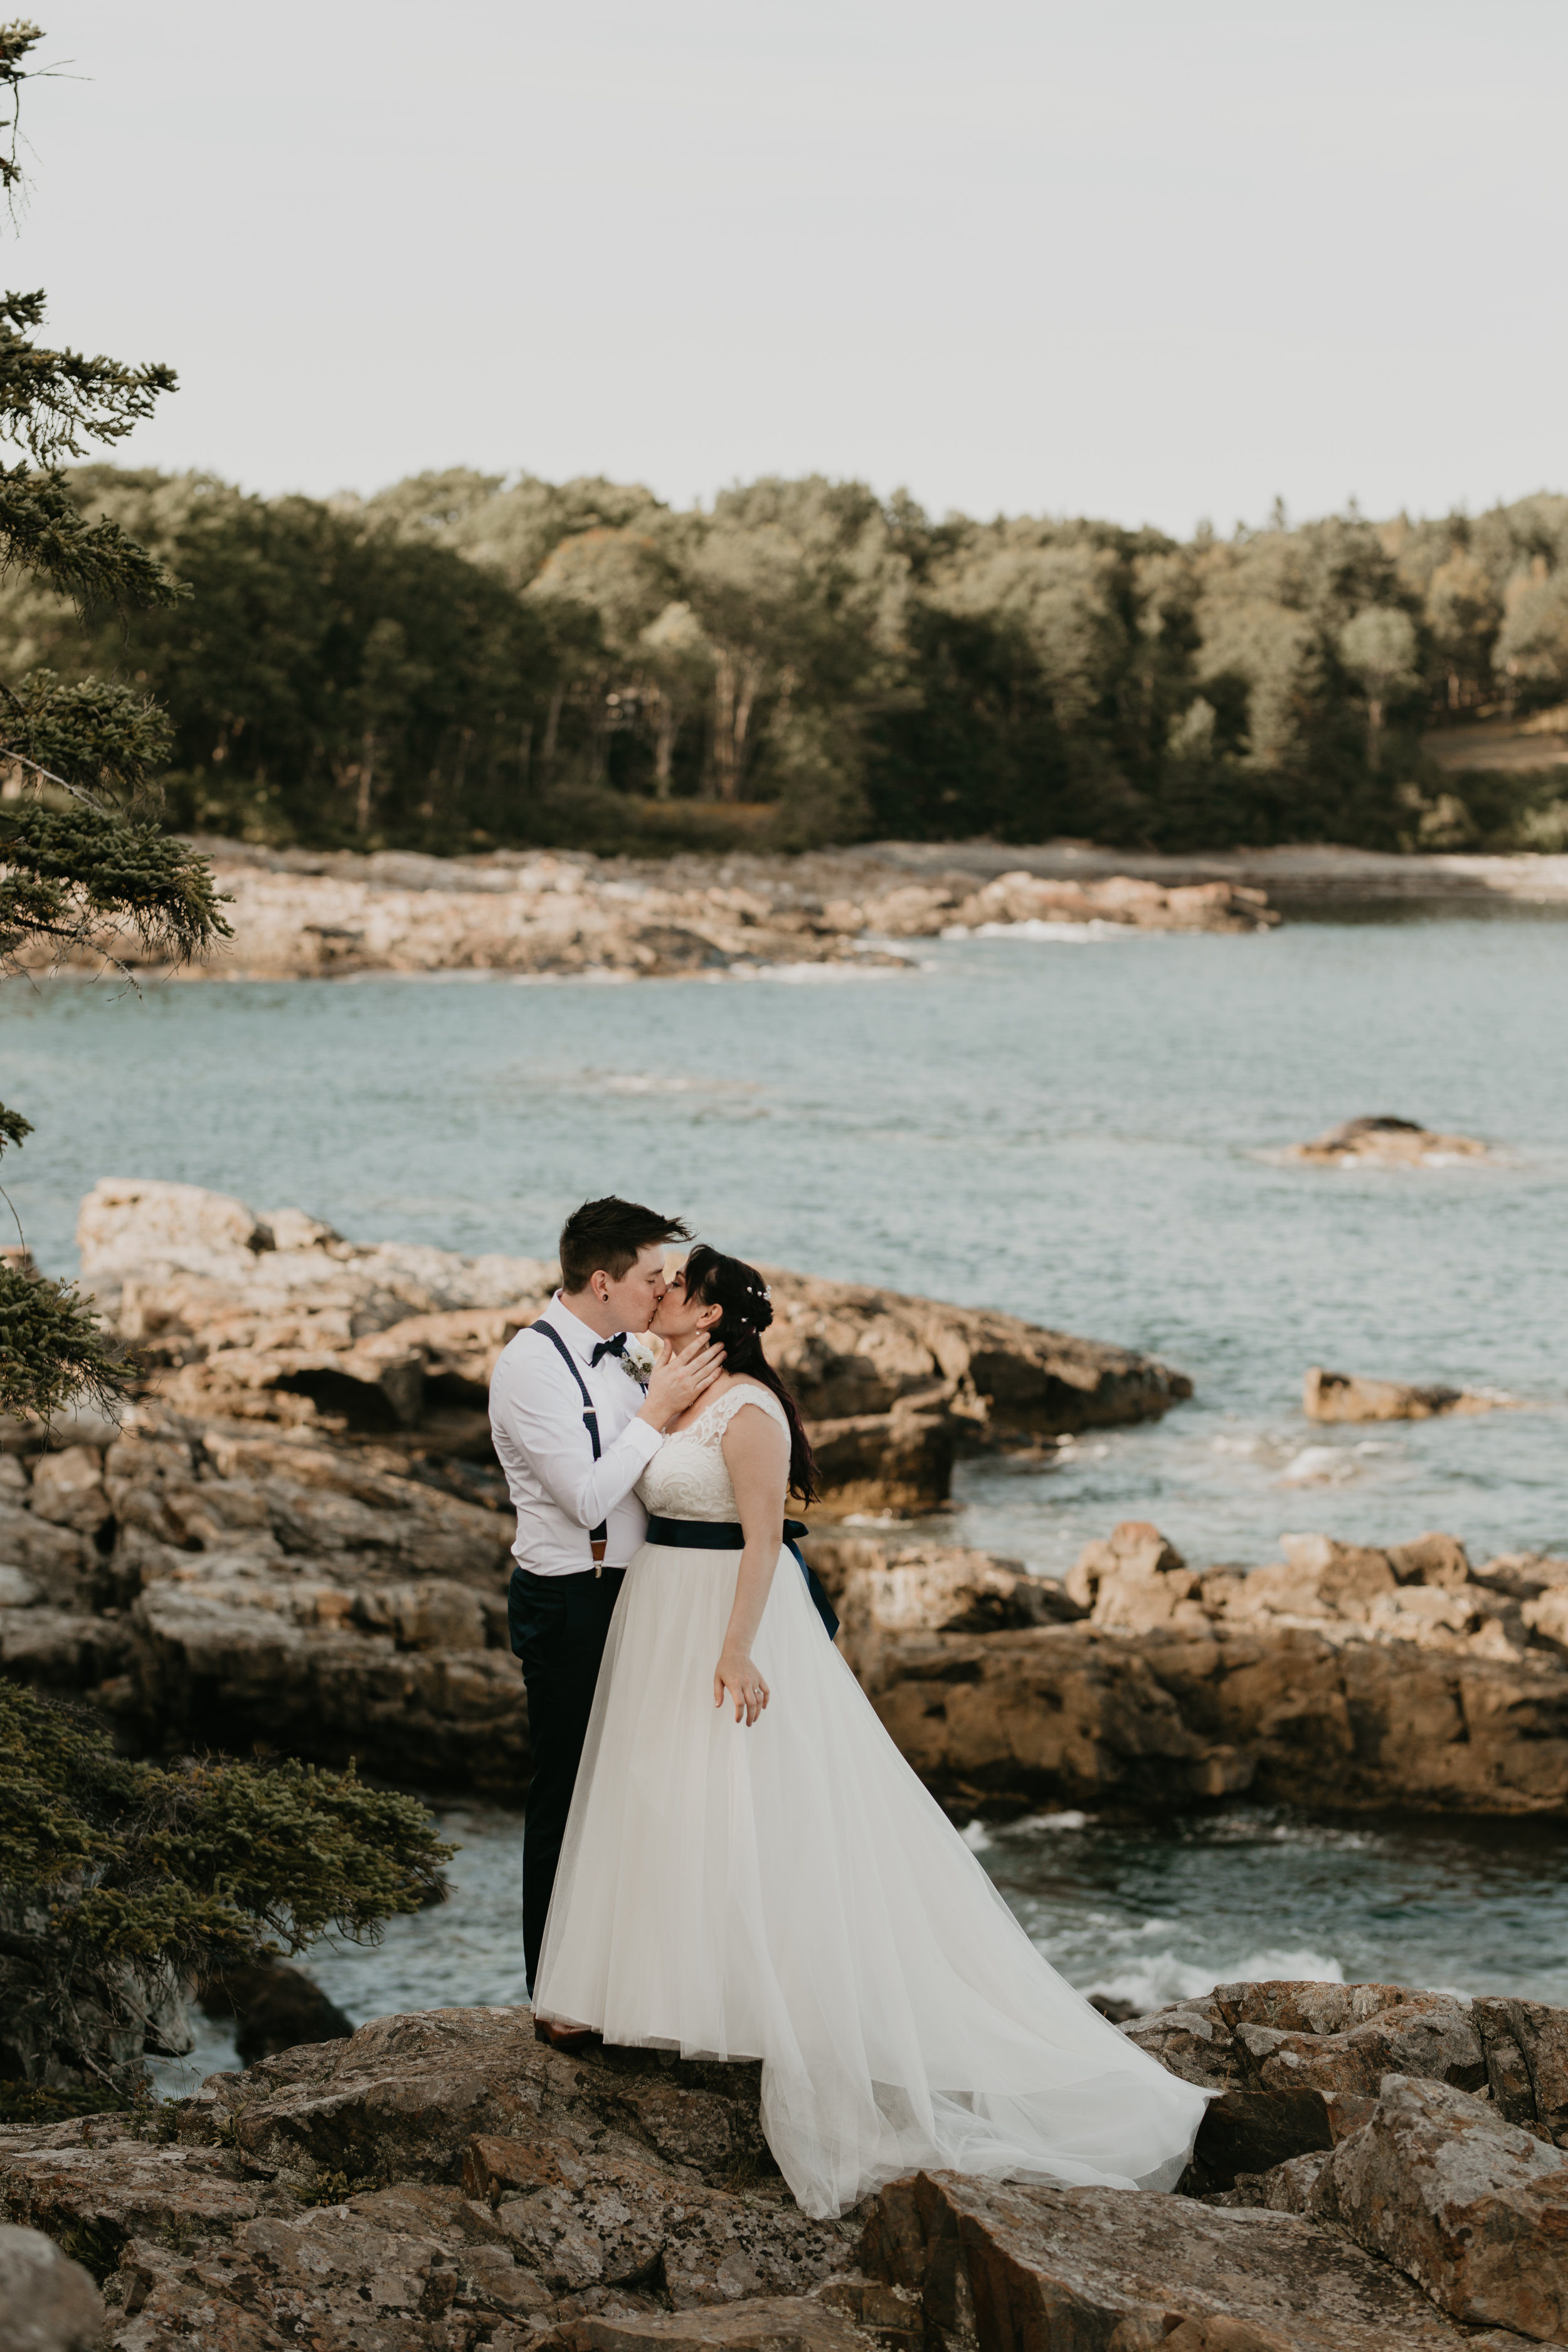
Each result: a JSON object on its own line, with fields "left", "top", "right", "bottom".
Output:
{"left": 531, "top": 1320, "right": 608, "bottom": 1571}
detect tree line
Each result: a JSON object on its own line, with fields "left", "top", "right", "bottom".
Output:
{"left": 2, "top": 463, "right": 1566, "bottom": 856}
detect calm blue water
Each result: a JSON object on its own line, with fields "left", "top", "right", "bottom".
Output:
{"left": 9, "top": 919, "right": 1568, "bottom": 2042}
{"left": 8, "top": 921, "right": 1567, "bottom": 1569}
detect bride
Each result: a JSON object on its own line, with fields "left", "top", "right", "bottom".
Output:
{"left": 532, "top": 1245, "right": 1207, "bottom": 2218}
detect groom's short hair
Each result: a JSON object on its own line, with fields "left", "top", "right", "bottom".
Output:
{"left": 559, "top": 1197, "right": 692, "bottom": 1293}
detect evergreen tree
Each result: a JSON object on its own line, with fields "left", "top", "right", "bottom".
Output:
{"left": 0, "top": 23, "right": 228, "bottom": 1422}
{"left": 0, "top": 1682, "right": 450, "bottom": 2109}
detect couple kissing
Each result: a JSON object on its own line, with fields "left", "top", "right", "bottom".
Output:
{"left": 488, "top": 1195, "right": 1205, "bottom": 2219}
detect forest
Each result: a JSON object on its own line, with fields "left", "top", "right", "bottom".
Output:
{"left": 1, "top": 463, "right": 1565, "bottom": 856}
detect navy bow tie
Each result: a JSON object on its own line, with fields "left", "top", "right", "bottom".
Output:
{"left": 591, "top": 1333, "right": 628, "bottom": 1367}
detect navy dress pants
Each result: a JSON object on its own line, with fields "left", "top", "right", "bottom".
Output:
{"left": 508, "top": 1563, "right": 625, "bottom": 1995}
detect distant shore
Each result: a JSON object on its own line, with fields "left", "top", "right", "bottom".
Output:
{"left": 866, "top": 838, "right": 1568, "bottom": 908}
{"left": 33, "top": 837, "right": 1567, "bottom": 985}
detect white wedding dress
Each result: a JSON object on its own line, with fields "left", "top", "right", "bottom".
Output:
{"left": 532, "top": 1384, "right": 1207, "bottom": 2218}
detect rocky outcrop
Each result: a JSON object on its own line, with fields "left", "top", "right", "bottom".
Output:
{"left": 8, "top": 1981, "right": 1568, "bottom": 2349}
{"left": 0, "top": 2008, "right": 873, "bottom": 2349}
{"left": 1287, "top": 1116, "right": 1490, "bottom": 1165}
{"left": 851, "top": 1523, "right": 1568, "bottom": 1818}
{"left": 762, "top": 1272, "right": 1192, "bottom": 1451}
{"left": 76, "top": 1177, "right": 1190, "bottom": 1488}
{"left": 1310, "top": 2074, "right": 1568, "bottom": 2340}
{"left": 1304, "top": 1366, "right": 1507, "bottom": 1421}
{"left": 1123, "top": 1978, "right": 1547, "bottom": 2188}
{"left": 46, "top": 843, "right": 1279, "bottom": 983}
{"left": 14, "top": 1988, "right": 1568, "bottom": 2352}
{"left": 0, "top": 1183, "right": 1189, "bottom": 1784}
{"left": 196, "top": 1957, "right": 356, "bottom": 2069}
{"left": 862, "top": 2168, "right": 1474, "bottom": 2351}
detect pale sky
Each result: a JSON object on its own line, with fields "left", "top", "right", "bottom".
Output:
{"left": 11, "top": 1, "right": 1566, "bottom": 536}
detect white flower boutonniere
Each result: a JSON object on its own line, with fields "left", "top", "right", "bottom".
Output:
{"left": 622, "top": 1337, "right": 657, "bottom": 1388}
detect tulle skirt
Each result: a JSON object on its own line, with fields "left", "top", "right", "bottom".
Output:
{"left": 533, "top": 1537, "right": 1207, "bottom": 2218}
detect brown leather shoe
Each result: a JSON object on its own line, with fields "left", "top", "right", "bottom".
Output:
{"left": 532, "top": 2016, "right": 597, "bottom": 2052}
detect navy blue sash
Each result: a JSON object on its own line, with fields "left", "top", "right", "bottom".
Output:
{"left": 643, "top": 1514, "right": 840, "bottom": 1643}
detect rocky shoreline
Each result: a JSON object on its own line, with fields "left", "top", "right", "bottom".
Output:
{"left": 0, "top": 1181, "right": 1190, "bottom": 1788}
{"left": 6, "top": 1978, "right": 1568, "bottom": 2349}
{"left": 3, "top": 1184, "right": 1567, "bottom": 1817}
{"left": 36, "top": 842, "right": 1278, "bottom": 982}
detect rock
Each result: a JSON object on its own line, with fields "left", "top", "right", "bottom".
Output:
{"left": 1311, "top": 2073, "right": 1568, "bottom": 2339}
{"left": 862, "top": 2167, "right": 1472, "bottom": 2350}
{"left": 0, "top": 2010, "right": 867, "bottom": 2352}
{"left": 0, "top": 2221, "right": 108, "bottom": 2343}
{"left": 51, "top": 843, "right": 1278, "bottom": 987}
{"left": 1289, "top": 1116, "right": 1490, "bottom": 1165}
{"left": 202, "top": 2005, "right": 775, "bottom": 2190}
{"left": 799, "top": 1409, "right": 955, "bottom": 1517}
{"left": 938, "top": 867, "right": 1277, "bottom": 936}
{"left": 195, "top": 1957, "right": 354, "bottom": 2067}
{"left": 0, "top": 1182, "right": 1196, "bottom": 1787}
{"left": 0, "top": 2223, "right": 105, "bottom": 2351}
{"left": 1304, "top": 1367, "right": 1503, "bottom": 1422}
{"left": 539, "top": 2303, "right": 874, "bottom": 2349}
{"left": 1126, "top": 1981, "right": 1491, "bottom": 2191}
{"left": 764, "top": 1272, "right": 1193, "bottom": 1451}
{"left": 0, "top": 1500, "right": 95, "bottom": 1604}
{"left": 861, "top": 1622, "right": 1255, "bottom": 1816}
{"left": 0, "top": 2121, "right": 266, "bottom": 2260}
{"left": 28, "top": 1448, "right": 112, "bottom": 1537}
{"left": 806, "top": 1535, "right": 1081, "bottom": 1682}
{"left": 1476, "top": 1553, "right": 1568, "bottom": 1603}
{"left": 460, "top": 2131, "right": 845, "bottom": 2309}
{"left": 1473, "top": 1997, "right": 1568, "bottom": 2137}
{"left": 1065, "top": 1520, "right": 1210, "bottom": 1632}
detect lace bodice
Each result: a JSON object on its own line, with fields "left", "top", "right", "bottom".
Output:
{"left": 637, "top": 1383, "right": 790, "bottom": 1522}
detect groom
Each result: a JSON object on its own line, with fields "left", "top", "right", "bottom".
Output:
{"left": 489, "top": 1195, "right": 726, "bottom": 2030}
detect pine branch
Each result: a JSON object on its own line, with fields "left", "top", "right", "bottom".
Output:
{"left": 1, "top": 667, "right": 175, "bottom": 795}
{"left": 0, "top": 465, "right": 185, "bottom": 613}
{"left": 0, "top": 23, "right": 42, "bottom": 194}
{"left": 0, "top": 292, "right": 176, "bottom": 462}
{"left": 0, "top": 1687, "right": 452, "bottom": 2085}
{"left": 0, "top": 1261, "right": 124, "bottom": 1417}
{"left": 0, "top": 800, "right": 233, "bottom": 967}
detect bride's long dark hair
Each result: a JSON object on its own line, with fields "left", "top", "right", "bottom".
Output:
{"left": 684, "top": 1244, "right": 817, "bottom": 1505}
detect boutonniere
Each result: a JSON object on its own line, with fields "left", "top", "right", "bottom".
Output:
{"left": 622, "top": 1337, "right": 657, "bottom": 1387}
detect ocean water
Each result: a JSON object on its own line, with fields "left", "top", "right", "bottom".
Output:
{"left": 7, "top": 914, "right": 1568, "bottom": 2047}
{"left": 152, "top": 1791, "right": 1568, "bottom": 2094}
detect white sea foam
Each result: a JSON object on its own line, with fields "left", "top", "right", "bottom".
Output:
{"left": 1079, "top": 1944, "right": 1345, "bottom": 2014}
{"left": 950, "top": 918, "right": 1125, "bottom": 944}
{"left": 741, "top": 959, "right": 911, "bottom": 983}
{"left": 1279, "top": 1444, "right": 1358, "bottom": 1485}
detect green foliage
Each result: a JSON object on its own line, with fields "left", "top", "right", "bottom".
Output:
{"left": 0, "top": 462, "right": 183, "bottom": 609}
{"left": 6, "top": 462, "right": 1568, "bottom": 856}
{"left": 0, "top": 796, "right": 230, "bottom": 968}
{"left": 0, "top": 1683, "right": 453, "bottom": 2087}
{"left": 0, "top": 1262, "right": 123, "bottom": 1418}
{"left": 0, "top": 22, "right": 231, "bottom": 1422}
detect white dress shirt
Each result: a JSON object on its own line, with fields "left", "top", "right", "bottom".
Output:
{"left": 490, "top": 1296, "right": 664, "bottom": 1576}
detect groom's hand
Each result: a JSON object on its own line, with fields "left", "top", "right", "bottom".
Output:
{"left": 638, "top": 1333, "right": 726, "bottom": 1431}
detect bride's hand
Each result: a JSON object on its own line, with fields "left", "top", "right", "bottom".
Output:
{"left": 640, "top": 1332, "right": 725, "bottom": 1430}
{"left": 714, "top": 1645, "right": 770, "bottom": 1727}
